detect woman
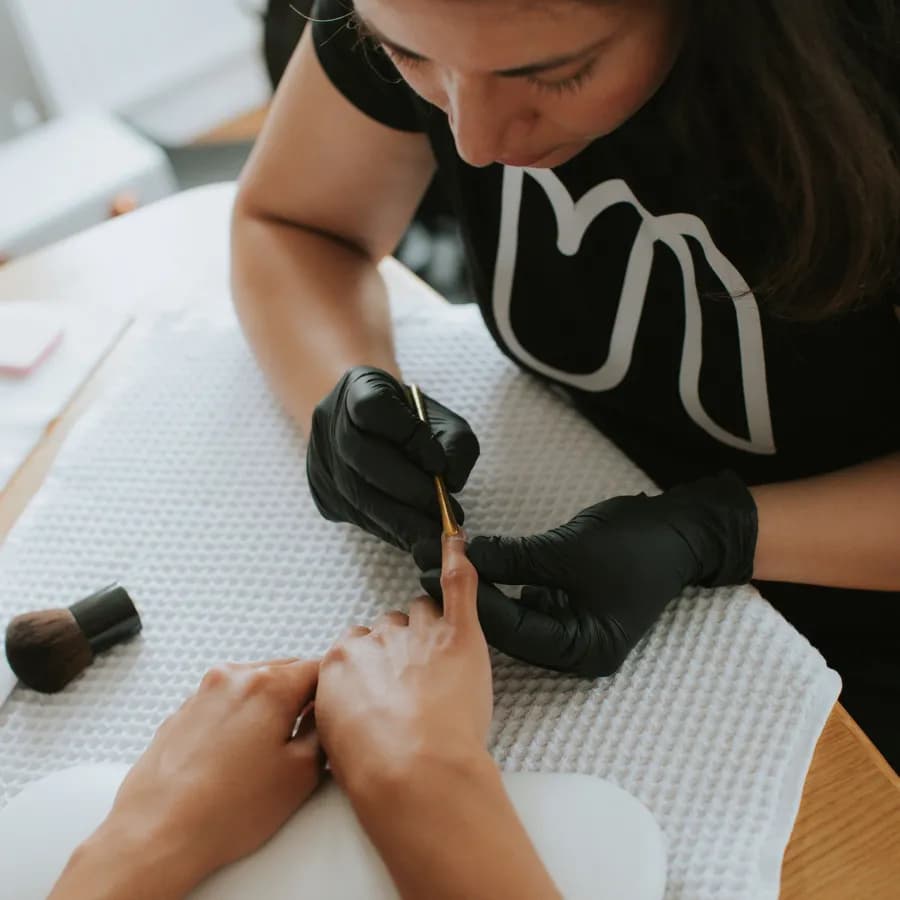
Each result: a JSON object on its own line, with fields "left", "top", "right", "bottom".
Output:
{"left": 231, "top": 0, "right": 900, "bottom": 767}
{"left": 50, "top": 538, "right": 562, "bottom": 899}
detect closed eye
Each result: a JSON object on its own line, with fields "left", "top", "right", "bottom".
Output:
{"left": 382, "top": 42, "right": 599, "bottom": 97}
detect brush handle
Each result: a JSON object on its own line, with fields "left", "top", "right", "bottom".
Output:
{"left": 407, "top": 384, "right": 460, "bottom": 536}
{"left": 70, "top": 584, "right": 141, "bottom": 655}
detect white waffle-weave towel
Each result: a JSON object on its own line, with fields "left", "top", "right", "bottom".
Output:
{"left": 0, "top": 282, "right": 839, "bottom": 899}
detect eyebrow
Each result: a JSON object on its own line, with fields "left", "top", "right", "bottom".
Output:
{"left": 356, "top": 14, "right": 607, "bottom": 78}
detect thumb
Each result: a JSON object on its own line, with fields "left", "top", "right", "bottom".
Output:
{"left": 425, "top": 395, "right": 480, "bottom": 493}
{"left": 466, "top": 534, "right": 561, "bottom": 587}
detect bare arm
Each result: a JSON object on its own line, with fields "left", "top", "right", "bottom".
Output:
{"left": 350, "top": 749, "right": 562, "bottom": 900}
{"left": 231, "top": 28, "right": 435, "bottom": 432}
{"left": 751, "top": 452, "right": 900, "bottom": 589}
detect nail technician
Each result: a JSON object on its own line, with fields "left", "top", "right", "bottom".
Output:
{"left": 231, "top": 0, "right": 900, "bottom": 767}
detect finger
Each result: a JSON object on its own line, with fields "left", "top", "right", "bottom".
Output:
{"left": 286, "top": 723, "right": 326, "bottom": 776}
{"left": 420, "top": 573, "right": 623, "bottom": 677}
{"left": 520, "top": 586, "right": 570, "bottom": 614}
{"left": 271, "top": 659, "right": 321, "bottom": 704}
{"left": 373, "top": 610, "right": 409, "bottom": 629}
{"left": 439, "top": 532, "right": 479, "bottom": 629}
{"left": 412, "top": 536, "right": 442, "bottom": 572}
{"left": 439, "top": 432, "right": 479, "bottom": 493}
{"left": 240, "top": 658, "right": 302, "bottom": 669}
{"left": 339, "top": 426, "right": 443, "bottom": 514}
{"left": 466, "top": 534, "right": 561, "bottom": 586}
{"left": 344, "top": 370, "right": 444, "bottom": 473}
{"left": 426, "top": 397, "right": 480, "bottom": 493}
{"left": 409, "top": 593, "right": 441, "bottom": 626}
{"left": 292, "top": 701, "right": 317, "bottom": 740}
{"left": 336, "top": 466, "right": 446, "bottom": 550}
{"left": 340, "top": 435, "right": 468, "bottom": 529}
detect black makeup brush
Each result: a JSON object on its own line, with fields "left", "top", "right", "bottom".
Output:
{"left": 4, "top": 584, "right": 141, "bottom": 693}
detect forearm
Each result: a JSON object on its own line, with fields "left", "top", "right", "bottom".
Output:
{"left": 350, "top": 749, "right": 561, "bottom": 900}
{"left": 49, "top": 814, "right": 203, "bottom": 900}
{"left": 230, "top": 205, "right": 401, "bottom": 434}
{"left": 750, "top": 452, "right": 900, "bottom": 589}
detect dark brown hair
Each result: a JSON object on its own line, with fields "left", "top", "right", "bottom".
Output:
{"left": 665, "top": 0, "right": 900, "bottom": 319}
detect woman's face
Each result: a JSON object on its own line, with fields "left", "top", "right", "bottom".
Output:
{"left": 353, "top": 0, "right": 683, "bottom": 168}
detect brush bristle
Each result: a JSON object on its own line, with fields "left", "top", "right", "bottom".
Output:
{"left": 5, "top": 609, "right": 93, "bottom": 693}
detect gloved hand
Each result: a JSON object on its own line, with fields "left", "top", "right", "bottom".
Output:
{"left": 414, "top": 472, "right": 757, "bottom": 677}
{"left": 307, "top": 367, "right": 479, "bottom": 550}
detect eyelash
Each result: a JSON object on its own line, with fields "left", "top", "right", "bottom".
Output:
{"left": 379, "top": 44, "right": 598, "bottom": 96}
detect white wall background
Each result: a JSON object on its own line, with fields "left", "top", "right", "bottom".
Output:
{"left": 0, "top": 0, "right": 47, "bottom": 140}
{"left": 3, "top": 0, "right": 270, "bottom": 144}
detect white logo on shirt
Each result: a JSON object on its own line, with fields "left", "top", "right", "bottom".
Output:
{"left": 492, "top": 166, "right": 775, "bottom": 454}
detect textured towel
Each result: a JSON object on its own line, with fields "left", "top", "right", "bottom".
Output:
{"left": 0, "top": 274, "right": 839, "bottom": 899}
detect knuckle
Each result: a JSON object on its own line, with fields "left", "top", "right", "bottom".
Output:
{"left": 440, "top": 563, "right": 477, "bottom": 592}
{"left": 244, "top": 667, "right": 277, "bottom": 696}
{"left": 322, "top": 641, "right": 349, "bottom": 667}
{"left": 200, "top": 666, "right": 228, "bottom": 691}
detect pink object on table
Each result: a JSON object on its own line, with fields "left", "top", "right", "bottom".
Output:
{"left": 0, "top": 306, "right": 65, "bottom": 377}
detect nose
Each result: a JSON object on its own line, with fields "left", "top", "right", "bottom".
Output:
{"left": 446, "top": 75, "right": 515, "bottom": 168}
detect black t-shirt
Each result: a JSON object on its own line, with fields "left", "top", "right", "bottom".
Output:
{"left": 309, "top": 0, "right": 900, "bottom": 760}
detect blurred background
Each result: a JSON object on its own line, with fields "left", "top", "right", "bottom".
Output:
{"left": 0, "top": 0, "right": 468, "bottom": 298}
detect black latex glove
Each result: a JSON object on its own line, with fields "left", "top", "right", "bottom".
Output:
{"left": 414, "top": 471, "right": 757, "bottom": 677}
{"left": 307, "top": 367, "right": 479, "bottom": 550}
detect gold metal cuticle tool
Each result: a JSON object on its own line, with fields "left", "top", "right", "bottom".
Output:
{"left": 407, "top": 383, "right": 460, "bottom": 537}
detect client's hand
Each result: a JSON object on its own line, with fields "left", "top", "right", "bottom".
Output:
{"left": 316, "top": 532, "right": 492, "bottom": 792}
{"left": 316, "top": 536, "right": 561, "bottom": 900}
{"left": 50, "top": 659, "right": 322, "bottom": 900}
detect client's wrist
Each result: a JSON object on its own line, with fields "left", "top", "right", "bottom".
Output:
{"left": 345, "top": 738, "right": 498, "bottom": 824}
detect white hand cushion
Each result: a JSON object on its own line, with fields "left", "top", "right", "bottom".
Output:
{"left": 0, "top": 765, "right": 666, "bottom": 899}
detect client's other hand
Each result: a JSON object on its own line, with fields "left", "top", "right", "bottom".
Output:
{"left": 63, "top": 659, "right": 324, "bottom": 896}
{"left": 316, "top": 533, "right": 492, "bottom": 792}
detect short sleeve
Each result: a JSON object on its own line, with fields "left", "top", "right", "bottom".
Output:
{"left": 310, "top": 0, "right": 425, "bottom": 133}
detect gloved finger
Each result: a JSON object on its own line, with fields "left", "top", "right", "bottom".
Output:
{"left": 412, "top": 536, "right": 443, "bottom": 572}
{"left": 441, "top": 429, "right": 480, "bottom": 494}
{"left": 339, "top": 426, "right": 444, "bottom": 514}
{"left": 338, "top": 467, "right": 444, "bottom": 550}
{"left": 339, "top": 427, "right": 466, "bottom": 525}
{"left": 466, "top": 534, "right": 563, "bottom": 587}
{"left": 343, "top": 370, "right": 445, "bottom": 473}
{"left": 306, "top": 443, "right": 343, "bottom": 519}
{"left": 520, "top": 585, "right": 571, "bottom": 615}
{"left": 307, "top": 453, "right": 407, "bottom": 549}
{"left": 425, "top": 396, "right": 480, "bottom": 493}
{"left": 420, "top": 571, "right": 604, "bottom": 674}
